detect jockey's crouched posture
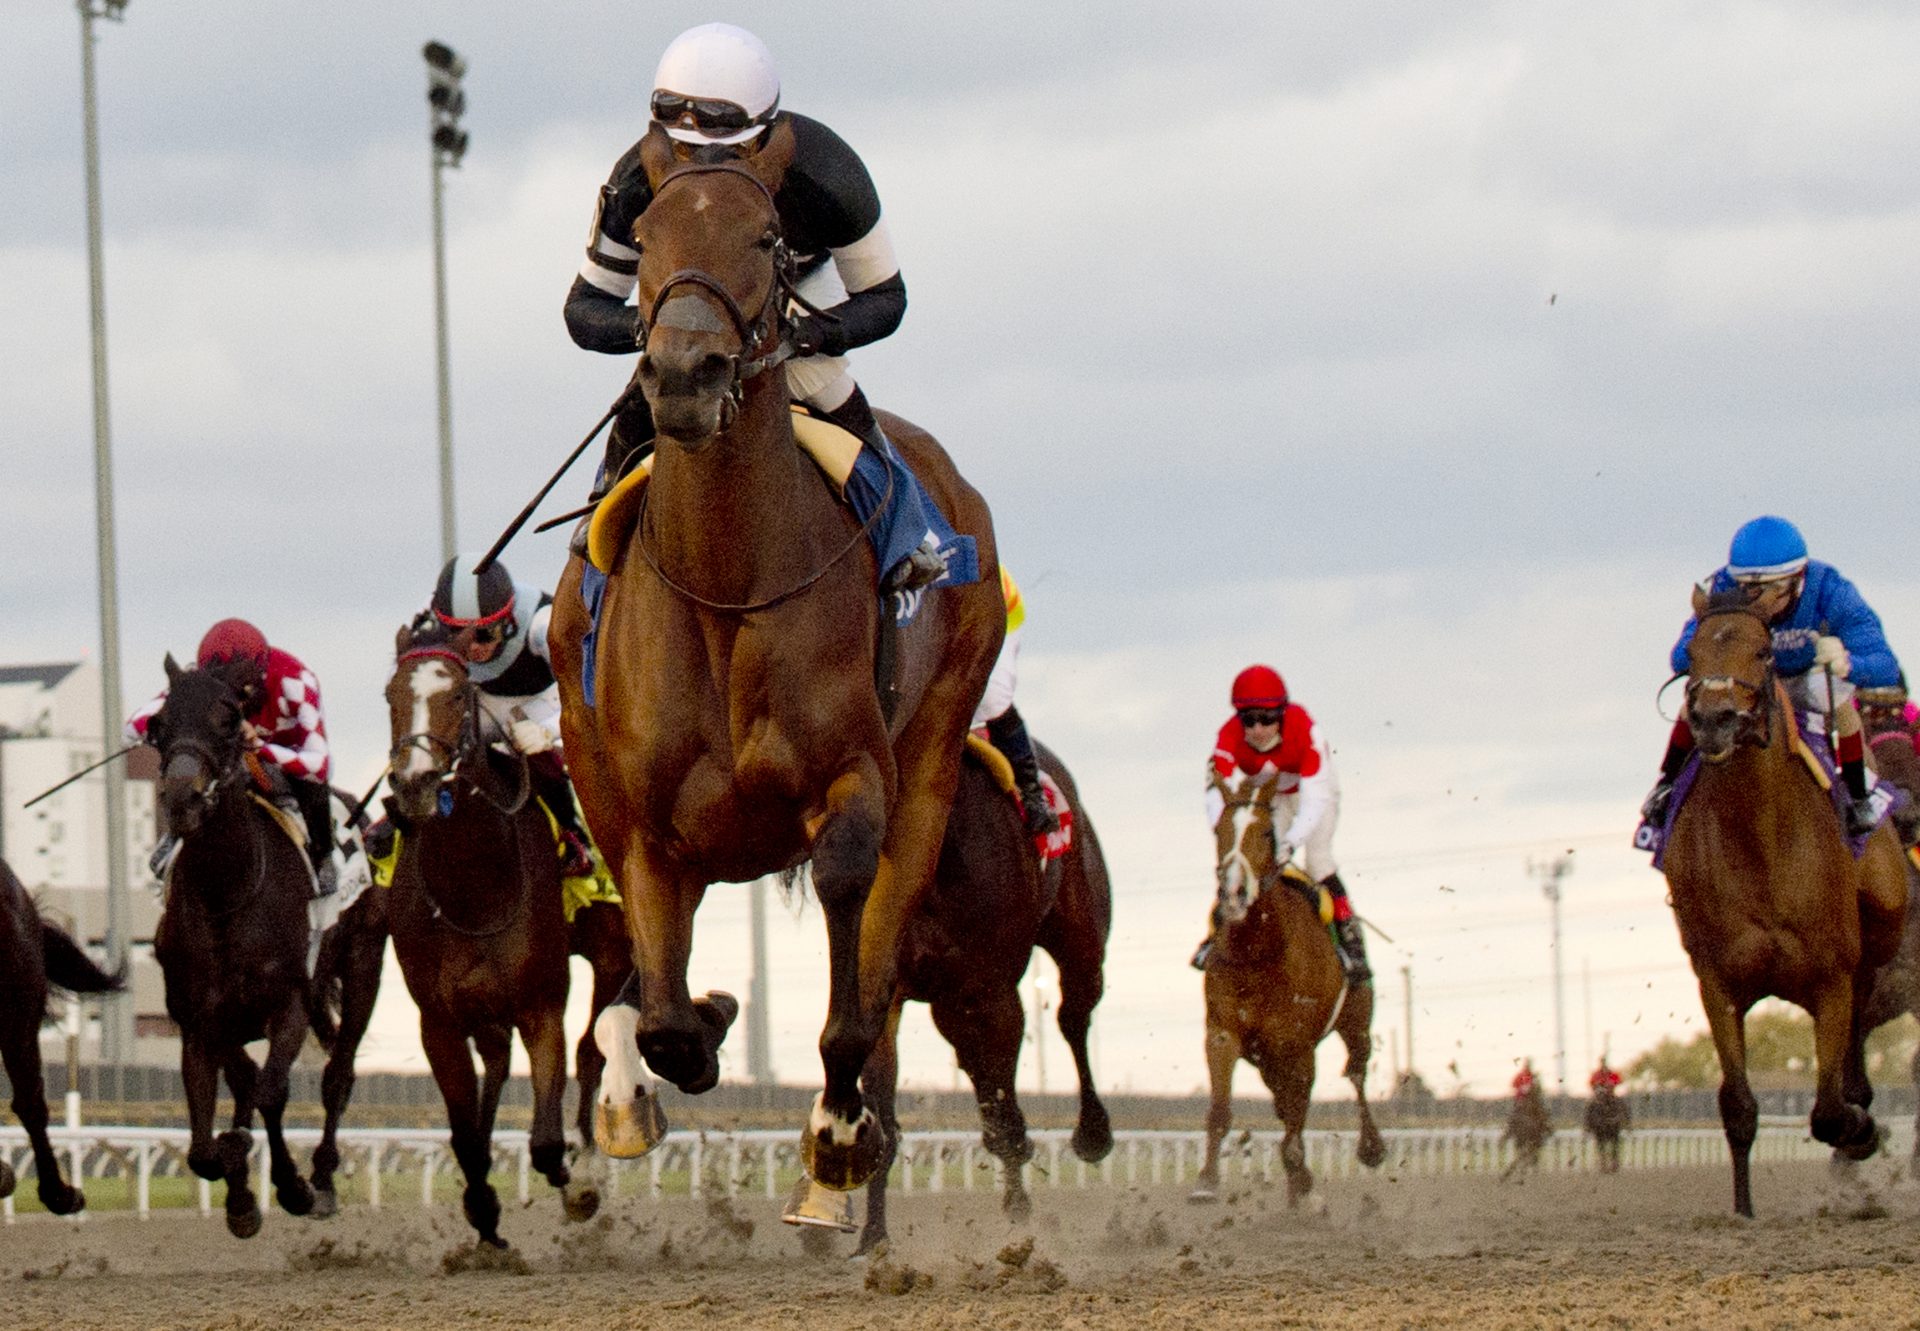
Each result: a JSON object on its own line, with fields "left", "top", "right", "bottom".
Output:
{"left": 974, "top": 568, "right": 1059, "bottom": 836}
{"left": 564, "top": 22, "right": 946, "bottom": 593}
{"left": 1193, "top": 665, "right": 1371, "bottom": 981}
{"left": 430, "top": 555, "right": 594, "bottom": 878}
{"left": 129, "top": 619, "right": 338, "bottom": 895}
{"left": 1644, "top": 515, "right": 1902, "bottom": 838}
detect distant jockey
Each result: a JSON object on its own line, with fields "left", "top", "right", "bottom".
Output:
{"left": 429, "top": 555, "right": 594, "bottom": 879}
{"left": 1191, "top": 664, "right": 1370, "bottom": 981}
{"left": 972, "top": 567, "right": 1059, "bottom": 836}
{"left": 1644, "top": 516, "right": 1901, "bottom": 838}
{"left": 564, "top": 21, "right": 945, "bottom": 593}
{"left": 128, "top": 619, "right": 337, "bottom": 895}
{"left": 1512, "top": 1059, "right": 1538, "bottom": 1099}
{"left": 1589, "top": 1059, "right": 1621, "bottom": 1095}
{"left": 1856, "top": 671, "right": 1920, "bottom": 757}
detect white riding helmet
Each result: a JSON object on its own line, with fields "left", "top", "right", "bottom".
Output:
{"left": 651, "top": 23, "right": 780, "bottom": 147}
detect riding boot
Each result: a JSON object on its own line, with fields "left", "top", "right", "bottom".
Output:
{"left": 1322, "top": 873, "right": 1370, "bottom": 981}
{"left": 1640, "top": 718, "right": 1695, "bottom": 828}
{"left": 1838, "top": 732, "right": 1880, "bottom": 836}
{"left": 985, "top": 706, "right": 1060, "bottom": 836}
{"left": 569, "top": 402, "right": 657, "bottom": 559}
{"left": 1189, "top": 937, "right": 1214, "bottom": 971}
{"left": 529, "top": 754, "right": 594, "bottom": 878}
{"left": 822, "top": 388, "right": 946, "bottom": 593}
{"left": 293, "top": 777, "right": 338, "bottom": 897}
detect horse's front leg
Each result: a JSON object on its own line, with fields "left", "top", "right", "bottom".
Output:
{"left": 1810, "top": 974, "right": 1879, "bottom": 1160}
{"left": 1, "top": 1012, "right": 82, "bottom": 1215}
{"left": 1190, "top": 1019, "right": 1239, "bottom": 1203}
{"left": 617, "top": 835, "right": 732, "bottom": 1094}
{"left": 1335, "top": 982, "right": 1387, "bottom": 1169}
{"left": 258, "top": 991, "right": 315, "bottom": 1218}
{"left": 217, "top": 1046, "right": 263, "bottom": 1238}
{"left": 1699, "top": 972, "right": 1759, "bottom": 1216}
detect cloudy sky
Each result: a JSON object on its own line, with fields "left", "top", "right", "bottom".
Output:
{"left": 6, "top": 2, "right": 1919, "bottom": 1102}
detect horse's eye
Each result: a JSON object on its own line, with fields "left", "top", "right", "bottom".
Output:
{"left": 757, "top": 230, "right": 777, "bottom": 250}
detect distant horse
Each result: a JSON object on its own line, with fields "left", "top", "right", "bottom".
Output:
{"left": 148, "top": 656, "right": 320, "bottom": 1237}
{"left": 0, "top": 856, "right": 123, "bottom": 1213}
{"left": 1584, "top": 1087, "right": 1629, "bottom": 1173}
{"left": 1191, "top": 770, "right": 1385, "bottom": 1205}
{"left": 1502, "top": 1084, "right": 1553, "bottom": 1178}
{"left": 1854, "top": 720, "right": 1920, "bottom": 1164}
{"left": 845, "top": 740, "right": 1114, "bottom": 1254}
{"left": 1662, "top": 585, "right": 1907, "bottom": 1216}
{"left": 304, "top": 840, "right": 388, "bottom": 1217}
{"left": 385, "top": 624, "right": 632, "bottom": 1248}
{"left": 550, "top": 137, "right": 1003, "bottom": 1194}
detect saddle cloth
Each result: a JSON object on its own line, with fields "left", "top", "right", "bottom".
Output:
{"left": 964, "top": 732, "right": 1074, "bottom": 862}
{"left": 245, "top": 790, "right": 374, "bottom": 976}
{"left": 366, "top": 796, "right": 620, "bottom": 926}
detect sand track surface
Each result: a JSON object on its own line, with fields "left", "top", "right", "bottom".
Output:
{"left": 5, "top": 1156, "right": 1920, "bottom": 1329}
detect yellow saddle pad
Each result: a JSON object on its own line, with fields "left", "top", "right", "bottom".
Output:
{"left": 585, "top": 407, "right": 866, "bottom": 574}
{"left": 367, "top": 801, "right": 621, "bottom": 926}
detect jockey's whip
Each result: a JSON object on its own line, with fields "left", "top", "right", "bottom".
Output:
{"left": 1356, "top": 913, "right": 1396, "bottom": 945}
{"left": 345, "top": 767, "right": 388, "bottom": 828}
{"left": 471, "top": 384, "right": 635, "bottom": 579}
{"left": 21, "top": 744, "right": 139, "bottom": 809}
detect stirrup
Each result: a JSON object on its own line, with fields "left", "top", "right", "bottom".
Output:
{"left": 1020, "top": 784, "right": 1060, "bottom": 836}
{"left": 312, "top": 859, "right": 338, "bottom": 898}
{"left": 883, "top": 542, "right": 946, "bottom": 593}
{"left": 1190, "top": 939, "right": 1213, "bottom": 971}
{"left": 1846, "top": 796, "right": 1879, "bottom": 838}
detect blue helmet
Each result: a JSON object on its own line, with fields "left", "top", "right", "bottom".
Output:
{"left": 1727, "top": 516, "right": 1807, "bottom": 581}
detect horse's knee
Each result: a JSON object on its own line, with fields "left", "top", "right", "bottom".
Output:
{"left": 811, "top": 807, "right": 880, "bottom": 908}
{"left": 1718, "top": 1082, "right": 1757, "bottom": 1145}
{"left": 530, "top": 1139, "right": 568, "bottom": 1182}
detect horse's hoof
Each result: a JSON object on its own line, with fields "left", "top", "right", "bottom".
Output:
{"left": 277, "top": 1178, "right": 316, "bottom": 1217}
{"left": 1357, "top": 1130, "right": 1388, "bottom": 1170}
{"left": 1838, "top": 1117, "right": 1884, "bottom": 1162}
{"left": 481, "top": 1233, "right": 510, "bottom": 1251}
{"left": 1187, "top": 1186, "right": 1219, "bottom": 1205}
{"left": 40, "top": 1182, "right": 85, "bottom": 1217}
{"left": 780, "top": 1173, "right": 858, "bottom": 1232}
{"left": 561, "top": 1182, "right": 601, "bottom": 1223}
{"left": 227, "top": 1206, "right": 264, "bottom": 1240}
{"left": 310, "top": 1188, "right": 339, "bottom": 1220}
{"left": 799, "top": 1100, "right": 885, "bottom": 1191}
{"left": 1003, "top": 1188, "right": 1033, "bottom": 1222}
{"left": 1072, "top": 1120, "right": 1114, "bottom": 1164}
{"left": 594, "top": 1090, "right": 669, "bottom": 1159}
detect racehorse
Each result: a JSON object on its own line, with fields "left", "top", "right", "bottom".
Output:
{"left": 148, "top": 655, "right": 321, "bottom": 1237}
{"left": 0, "top": 856, "right": 123, "bottom": 1213}
{"left": 1191, "top": 769, "right": 1385, "bottom": 1205}
{"left": 1854, "top": 718, "right": 1920, "bottom": 1163}
{"left": 1502, "top": 1082, "right": 1553, "bottom": 1178}
{"left": 1662, "top": 584, "right": 1907, "bottom": 1216}
{"left": 1584, "top": 1085, "right": 1629, "bottom": 1173}
{"left": 549, "top": 132, "right": 1003, "bottom": 1194}
{"left": 304, "top": 855, "right": 387, "bottom": 1217}
{"left": 385, "top": 623, "right": 632, "bottom": 1248}
{"left": 844, "top": 740, "right": 1114, "bottom": 1254}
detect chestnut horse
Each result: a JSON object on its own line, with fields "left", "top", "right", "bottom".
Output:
{"left": 0, "top": 856, "right": 123, "bottom": 1213}
{"left": 1662, "top": 585, "right": 1907, "bottom": 1216}
{"left": 384, "top": 624, "right": 632, "bottom": 1247}
{"left": 1192, "top": 769, "right": 1385, "bottom": 1204}
{"left": 843, "top": 740, "right": 1114, "bottom": 1253}
{"left": 550, "top": 134, "right": 1002, "bottom": 1193}
{"left": 148, "top": 657, "right": 320, "bottom": 1237}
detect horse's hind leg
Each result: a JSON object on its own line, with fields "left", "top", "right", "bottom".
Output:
{"left": 1335, "top": 984, "right": 1386, "bottom": 1169}
{"left": 217, "top": 1047, "right": 264, "bottom": 1238}
{"left": 423, "top": 1019, "right": 504, "bottom": 1248}
{"left": 853, "top": 1003, "right": 904, "bottom": 1256}
{"left": 312, "top": 921, "right": 383, "bottom": 1217}
{"left": 932, "top": 985, "right": 1033, "bottom": 1220}
{"left": 521, "top": 1005, "right": 588, "bottom": 1216}
{"left": 1191, "top": 1022, "right": 1239, "bottom": 1203}
{"left": 1044, "top": 928, "right": 1113, "bottom": 1164}
{"left": 258, "top": 993, "right": 315, "bottom": 1218}
{"left": 1, "top": 1008, "right": 82, "bottom": 1216}
{"left": 1699, "top": 974, "right": 1759, "bottom": 1216}
{"left": 1810, "top": 975, "right": 1879, "bottom": 1160}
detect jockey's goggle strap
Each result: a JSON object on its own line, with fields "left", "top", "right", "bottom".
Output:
{"left": 651, "top": 91, "right": 777, "bottom": 137}
{"left": 435, "top": 595, "right": 516, "bottom": 642}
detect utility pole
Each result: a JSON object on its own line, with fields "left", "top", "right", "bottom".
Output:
{"left": 746, "top": 877, "right": 772, "bottom": 1084}
{"left": 1401, "top": 962, "right": 1414, "bottom": 1085}
{"left": 77, "top": 0, "right": 132, "bottom": 1068}
{"left": 1529, "top": 853, "right": 1574, "bottom": 1092}
{"left": 422, "top": 41, "right": 468, "bottom": 563}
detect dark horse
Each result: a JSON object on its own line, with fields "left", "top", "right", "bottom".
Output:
{"left": 550, "top": 128, "right": 1003, "bottom": 1194}
{"left": 1502, "top": 1082, "right": 1553, "bottom": 1179}
{"left": 0, "top": 856, "right": 123, "bottom": 1213}
{"left": 834, "top": 740, "right": 1114, "bottom": 1253}
{"left": 1192, "top": 769, "right": 1385, "bottom": 1204}
{"left": 1663, "top": 585, "right": 1907, "bottom": 1216}
{"left": 148, "top": 655, "right": 320, "bottom": 1237}
{"left": 1584, "top": 1085, "right": 1629, "bottom": 1173}
{"left": 385, "top": 624, "right": 632, "bottom": 1247}
{"left": 1853, "top": 708, "right": 1920, "bottom": 1163}
{"left": 304, "top": 849, "right": 388, "bottom": 1216}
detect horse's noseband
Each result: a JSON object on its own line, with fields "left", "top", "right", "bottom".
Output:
{"left": 1685, "top": 607, "right": 1776, "bottom": 756}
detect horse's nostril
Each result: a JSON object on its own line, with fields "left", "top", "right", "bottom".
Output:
{"left": 694, "top": 352, "right": 732, "bottom": 389}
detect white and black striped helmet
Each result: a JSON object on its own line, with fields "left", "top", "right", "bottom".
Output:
{"left": 433, "top": 554, "right": 518, "bottom": 641}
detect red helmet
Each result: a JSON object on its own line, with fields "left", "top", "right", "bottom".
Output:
{"left": 196, "top": 618, "right": 269, "bottom": 670}
{"left": 1230, "top": 664, "right": 1288, "bottom": 710}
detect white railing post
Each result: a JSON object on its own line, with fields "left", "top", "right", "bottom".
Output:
{"left": 368, "top": 1141, "right": 383, "bottom": 1211}
{"left": 137, "top": 1141, "right": 152, "bottom": 1218}
{"left": 517, "top": 1141, "right": 530, "bottom": 1204}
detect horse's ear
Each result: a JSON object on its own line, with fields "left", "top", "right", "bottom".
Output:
{"left": 739, "top": 118, "right": 796, "bottom": 194}
{"left": 1690, "top": 581, "right": 1711, "bottom": 618}
{"left": 164, "top": 652, "right": 183, "bottom": 684}
{"left": 639, "top": 125, "right": 676, "bottom": 193}
{"left": 395, "top": 623, "right": 415, "bottom": 657}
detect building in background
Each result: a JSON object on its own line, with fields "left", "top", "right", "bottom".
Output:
{"left": 0, "top": 660, "right": 172, "bottom": 1066}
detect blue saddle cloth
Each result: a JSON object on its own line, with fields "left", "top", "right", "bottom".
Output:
{"left": 1635, "top": 727, "right": 1907, "bottom": 867}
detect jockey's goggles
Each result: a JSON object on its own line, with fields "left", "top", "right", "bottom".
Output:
{"left": 1730, "top": 572, "right": 1799, "bottom": 602}
{"left": 1237, "top": 707, "right": 1284, "bottom": 727}
{"left": 650, "top": 91, "right": 768, "bottom": 137}
{"left": 435, "top": 599, "right": 516, "bottom": 646}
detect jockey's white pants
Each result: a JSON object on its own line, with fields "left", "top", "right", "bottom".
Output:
{"left": 970, "top": 626, "right": 1022, "bottom": 729}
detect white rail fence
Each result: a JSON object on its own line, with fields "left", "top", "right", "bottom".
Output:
{"left": 0, "top": 1123, "right": 1842, "bottom": 1222}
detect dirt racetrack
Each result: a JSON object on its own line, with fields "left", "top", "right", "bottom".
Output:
{"left": 5, "top": 1154, "right": 1920, "bottom": 1330}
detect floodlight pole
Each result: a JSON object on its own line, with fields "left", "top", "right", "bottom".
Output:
{"left": 428, "top": 114, "right": 456, "bottom": 562}
{"left": 78, "top": 0, "right": 132, "bottom": 1068}
{"left": 1530, "top": 854, "right": 1574, "bottom": 1093}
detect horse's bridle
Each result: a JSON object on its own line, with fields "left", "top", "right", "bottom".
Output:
{"left": 1684, "top": 604, "right": 1777, "bottom": 755}
{"left": 1212, "top": 777, "right": 1286, "bottom": 909}
{"left": 389, "top": 648, "right": 531, "bottom": 816}
{"left": 636, "top": 162, "right": 833, "bottom": 418}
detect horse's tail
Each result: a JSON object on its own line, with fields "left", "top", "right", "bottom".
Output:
{"left": 40, "top": 919, "right": 125, "bottom": 996}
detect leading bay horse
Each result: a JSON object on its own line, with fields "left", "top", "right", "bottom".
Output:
{"left": 0, "top": 856, "right": 123, "bottom": 1213}
{"left": 551, "top": 128, "right": 1003, "bottom": 1193}
{"left": 1192, "top": 769, "right": 1385, "bottom": 1204}
{"left": 385, "top": 623, "right": 632, "bottom": 1247}
{"left": 148, "top": 656, "right": 320, "bottom": 1237}
{"left": 1663, "top": 585, "right": 1907, "bottom": 1216}
{"left": 844, "top": 739, "right": 1114, "bottom": 1253}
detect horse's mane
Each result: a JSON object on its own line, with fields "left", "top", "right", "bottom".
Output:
{"left": 1702, "top": 583, "right": 1756, "bottom": 617}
